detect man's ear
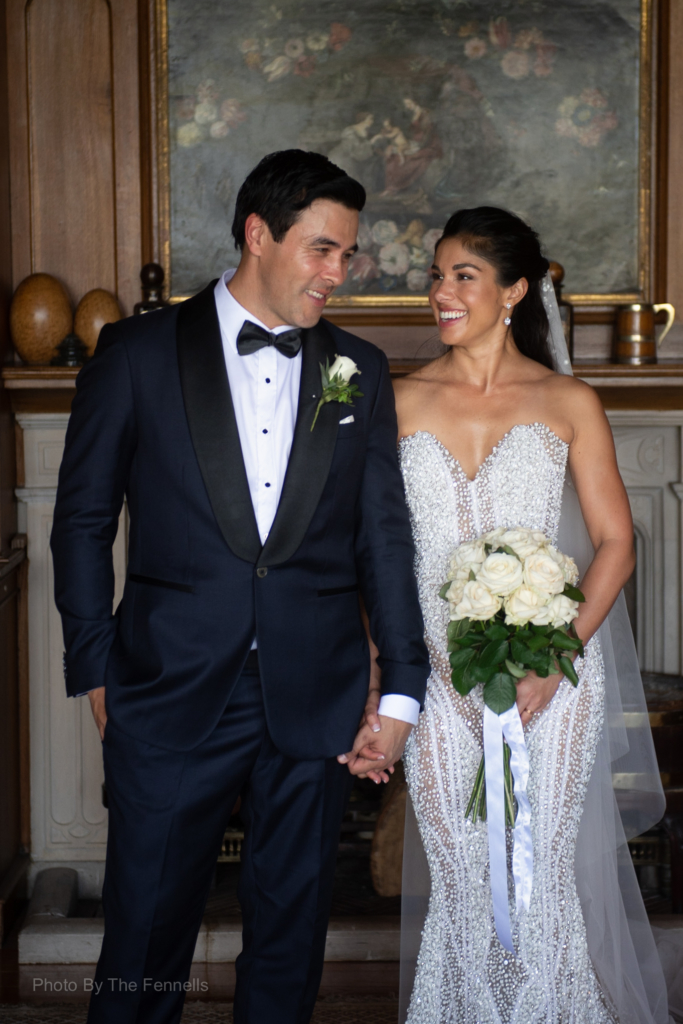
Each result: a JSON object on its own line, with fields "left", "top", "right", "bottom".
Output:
{"left": 243, "top": 213, "right": 270, "bottom": 257}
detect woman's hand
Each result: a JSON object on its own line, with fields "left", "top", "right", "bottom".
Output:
{"left": 515, "top": 668, "right": 563, "bottom": 727}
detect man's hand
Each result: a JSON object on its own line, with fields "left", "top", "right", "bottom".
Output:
{"left": 88, "top": 687, "right": 107, "bottom": 740}
{"left": 337, "top": 715, "right": 412, "bottom": 780}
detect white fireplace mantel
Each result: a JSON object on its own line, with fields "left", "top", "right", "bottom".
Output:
{"left": 12, "top": 397, "right": 683, "bottom": 896}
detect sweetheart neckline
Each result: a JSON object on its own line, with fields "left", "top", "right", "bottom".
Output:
{"left": 398, "top": 423, "right": 569, "bottom": 484}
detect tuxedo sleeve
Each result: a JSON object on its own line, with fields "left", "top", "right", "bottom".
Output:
{"left": 355, "top": 352, "right": 429, "bottom": 707}
{"left": 51, "top": 325, "right": 137, "bottom": 697}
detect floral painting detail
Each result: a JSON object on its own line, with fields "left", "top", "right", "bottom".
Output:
{"left": 176, "top": 83, "right": 248, "bottom": 148}
{"left": 555, "top": 89, "right": 618, "bottom": 148}
{"left": 168, "top": 0, "right": 641, "bottom": 298}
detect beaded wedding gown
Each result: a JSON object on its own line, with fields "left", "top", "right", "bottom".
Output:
{"left": 399, "top": 423, "right": 616, "bottom": 1023}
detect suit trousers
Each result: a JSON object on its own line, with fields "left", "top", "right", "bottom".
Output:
{"left": 87, "top": 658, "right": 354, "bottom": 1024}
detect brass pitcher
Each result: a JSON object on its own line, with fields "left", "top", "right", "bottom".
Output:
{"left": 614, "top": 303, "right": 675, "bottom": 365}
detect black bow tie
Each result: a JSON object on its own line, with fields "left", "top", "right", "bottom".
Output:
{"left": 236, "top": 320, "right": 303, "bottom": 359}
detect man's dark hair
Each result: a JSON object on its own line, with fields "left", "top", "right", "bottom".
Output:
{"left": 231, "top": 149, "right": 366, "bottom": 249}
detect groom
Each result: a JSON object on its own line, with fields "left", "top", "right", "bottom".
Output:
{"left": 51, "top": 149, "right": 429, "bottom": 1024}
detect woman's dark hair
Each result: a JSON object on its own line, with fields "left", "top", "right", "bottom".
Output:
{"left": 231, "top": 149, "right": 366, "bottom": 249}
{"left": 436, "top": 206, "right": 554, "bottom": 369}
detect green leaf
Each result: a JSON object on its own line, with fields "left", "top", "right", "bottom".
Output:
{"left": 439, "top": 581, "right": 452, "bottom": 600}
{"left": 510, "top": 637, "right": 533, "bottom": 664}
{"left": 468, "top": 663, "right": 497, "bottom": 684}
{"left": 497, "top": 544, "right": 522, "bottom": 561}
{"left": 505, "top": 658, "right": 527, "bottom": 679}
{"left": 563, "top": 583, "right": 586, "bottom": 603}
{"left": 483, "top": 672, "right": 517, "bottom": 713}
{"left": 453, "top": 634, "right": 483, "bottom": 648}
{"left": 447, "top": 619, "right": 471, "bottom": 641}
{"left": 531, "top": 623, "right": 548, "bottom": 634}
{"left": 526, "top": 634, "right": 551, "bottom": 652}
{"left": 479, "top": 639, "right": 509, "bottom": 668}
{"left": 550, "top": 631, "right": 582, "bottom": 651}
{"left": 559, "top": 655, "right": 579, "bottom": 686}
{"left": 468, "top": 569, "right": 477, "bottom": 581}
{"left": 484, "top": 622, "right": 509, "bottom": 641}
{"left": 533, "top": 654, "right": 554, "bottom": 677}
{"left": 516, "top": 628, "right": 533, "bottom": 639}
{"left": 452, "top": 663, "right": 479, "bottom": 696}
{"left": 449, "top": 648, "right": 475, "bottom": 670}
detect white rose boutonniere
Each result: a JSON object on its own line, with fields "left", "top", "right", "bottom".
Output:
{"left": 311, "top": 355, "right": 363, "bottom": 431}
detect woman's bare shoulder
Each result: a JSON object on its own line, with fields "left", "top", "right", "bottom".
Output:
{"left": 540, "top": 372, "right": 608, "bottom": 437}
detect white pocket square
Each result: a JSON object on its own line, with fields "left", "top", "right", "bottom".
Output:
{"left": 339, "top": 415, "right": 355, "bottom": 425}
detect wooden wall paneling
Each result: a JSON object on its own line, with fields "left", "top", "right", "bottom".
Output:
{"left": 6, "top": 0, "right": 141, "bottom": 318}
{"left": 0, "top": 0, "right": 15, "bottom": 552}
{"left": 111, "top": 0, "right": 143, "bottom": 316}
{"left": 666, "top": 0, "right": 683, "bottom": 320}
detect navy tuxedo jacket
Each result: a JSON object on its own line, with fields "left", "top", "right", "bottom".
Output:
{"left": 51, "top": 282, "right": 429, "bottom": 758}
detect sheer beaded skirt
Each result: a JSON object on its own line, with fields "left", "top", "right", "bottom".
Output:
{"left": 399, "top": 426, "right": 616, "bottom": 1023}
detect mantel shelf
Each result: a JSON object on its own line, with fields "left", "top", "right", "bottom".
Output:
{"left": 2, "top": 366, "right": 80, "bottom": 389}
{"left": 390, "top": 361, "right": 683, "bottom": 385}
{"left": 6, "top": 362, "right": 683, "bottom": 390}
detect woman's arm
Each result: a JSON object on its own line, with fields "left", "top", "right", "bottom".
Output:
{"left": 516, "top": 382, "right": 635, "bottom": 725}
{"left": 564, "top": 384, "right": 636, "bottom": 641}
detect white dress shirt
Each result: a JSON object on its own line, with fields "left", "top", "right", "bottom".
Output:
{"left": 214, "top": 270, "right": 419, "bottom": 727}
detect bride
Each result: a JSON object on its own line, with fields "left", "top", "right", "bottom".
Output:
{"left": 389, "top": 207, "right": 671, "bottom": 1022}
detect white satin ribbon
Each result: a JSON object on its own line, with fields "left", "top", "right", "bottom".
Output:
{"left": 483, "top": 704, "right": 534, "bottom": 953}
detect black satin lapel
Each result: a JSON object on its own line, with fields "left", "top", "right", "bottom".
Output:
{"left": 177, "top": 282, "right": 262, "bottom": 564}
{"left": 258, "top": 319, "right": 338, "bottom": 567}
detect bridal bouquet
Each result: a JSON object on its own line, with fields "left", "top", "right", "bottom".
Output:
{"left": 439, "top": 526, "right": 585, "bottom": 824}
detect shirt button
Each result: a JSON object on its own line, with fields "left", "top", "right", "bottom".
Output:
{"left": 265, "top": 482, "right": 271, "bottom": 488}
{"left": 263, "top": 429, "right": 268, "bottom": 434}
{"left": 257, "top": 567, "right": 268, "bottom": 578}
{"left": 265, "top": 378, "right": 271, "bottom": 383}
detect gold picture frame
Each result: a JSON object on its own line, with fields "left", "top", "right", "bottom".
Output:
{"left": 148, "top": 0, "right": 655, "bottom": 312}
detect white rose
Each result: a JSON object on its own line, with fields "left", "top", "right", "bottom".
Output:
{"left": 499, "top": 528, "right": 544, "bottom": 559}
{"left": 504, "top": 585, "right": 552, "bottom": 626}
{"left": 523, "top": 550, "right": 566, "bottom": 596}
{"left": 546, "top": 545, "right": 580, "bottom": 585}
{"left": 445, "top": 580, "right": 465, "bottom": 614}
{"left": 476, "top": 552, "right": 523, "bottom": 597}
{"left": 453, "top": 580, "right": 502, "bottom": 622}
{"left": 328, "top": 355, "right": 359, "bottom": 384}
{"left": 449, "top": 540, "right": 486, "bottom": 573}
{"left": 482, "top": 526, "right": 506, "bottom": 544}
{"left": 450, "top": 561, "right": 481, "bottom": 586}
{"left": 548, "top": 593, "right": 580, "bottom": 628}
{"left": 530, "top": 604, "right": 553, "bottom": 626}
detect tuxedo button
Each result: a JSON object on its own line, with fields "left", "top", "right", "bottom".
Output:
{"left": 256, "top": 567, "right": 268, "bottom": 578}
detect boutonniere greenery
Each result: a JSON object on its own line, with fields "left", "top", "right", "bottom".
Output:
{"left": 311, "top": 355, "right": 363, "bottom": 431}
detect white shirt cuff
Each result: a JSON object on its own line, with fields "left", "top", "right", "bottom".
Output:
{"left": 377, "top": 693, "right": 420, "bottom": 726}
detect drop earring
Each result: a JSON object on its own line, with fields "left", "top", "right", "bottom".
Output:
{"left": 504, "top": 303, "right": 512, "bottom": 326}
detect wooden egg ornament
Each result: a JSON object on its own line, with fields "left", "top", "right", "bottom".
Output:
{"left": 10, "top": 273, "right": 73, "bottom": 364}
{"left": 74, "top": 288, "right": 123, "bottom": 357}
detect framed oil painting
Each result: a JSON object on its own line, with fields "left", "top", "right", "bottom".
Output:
{"left": 155, "top": 0, "right": 651, "bottom": 306}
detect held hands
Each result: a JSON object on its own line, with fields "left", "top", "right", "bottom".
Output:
{"left": 337, "top": 706, "right": 413, "bottom": 783}
{"left": 88, "top": 687, "right": 107, "bottom": 740}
